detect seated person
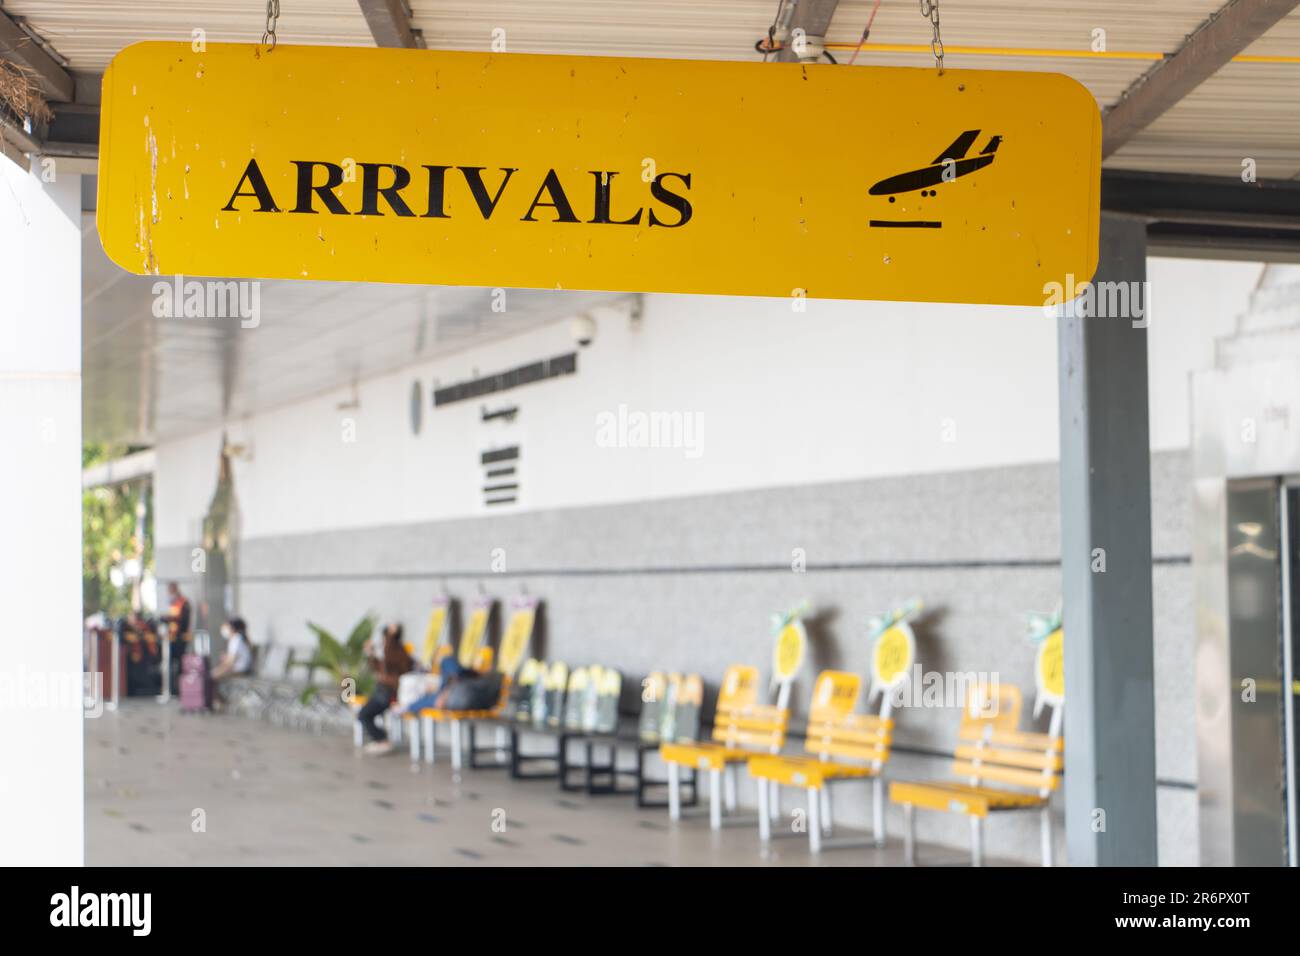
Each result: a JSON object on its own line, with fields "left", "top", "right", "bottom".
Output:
{"left": 401, "top": 654, "right": 502, "bottom": 714}
{"left": 357, "top": 623, "right": 414, "bottom": 755}
{"left": 211, "top": 617, "right": 254, "bottom": 709}
{"left": 402, "top": 654, "right": 472, "bottom": 714}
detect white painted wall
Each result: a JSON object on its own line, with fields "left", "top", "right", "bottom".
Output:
{"left": 154, "top": 257, "right": 1263, "bottom": 547}
{"left": 0, "top": 160, "right": 84, "bottom": 864}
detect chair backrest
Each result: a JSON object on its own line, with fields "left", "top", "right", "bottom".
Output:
{"left": 952, "top": 683, "right": 1063, "bottom": 796}
{"left": 498, "top": 604, "right": 536, "bottom": 677}
{"left": 638, "top": 671, "right": 669, "bottom": 740}
{"left": 802, "top": 670, "right": 894, "bottom": 770}
{"left": 511, "top": 657, "right": 543, "bottom": 721}
{"left": 673, "top": 673, "right": 703, "bottom": 741}
{"left": 420, "top": 601, "right": 451, "bottom": 669}
{"left": 260, "top": 644, "right": 291, "bottom": 679}
{"left": 457, "top": 600, "right": 492, "bottom": 668}
{"left": 711, "top": 664, "right": 787, "bottom": 752}
{"left": 591, "top": 666, "right": 621, "bottom": 733}
{"left": 539, "top": 660, "right": 568, "bottom": 727}
{"left": 715, "top": 664, "right": 759, "bottom": 713}
{"left": 640, "top": 671, "right": 704, "bottom": 742}
{"left": 563, "top": 666, "right": 589, "bottom": 730}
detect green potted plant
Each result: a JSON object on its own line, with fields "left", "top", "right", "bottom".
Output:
{"left": 298, "top": 613, "right": 377, "bottom": 706}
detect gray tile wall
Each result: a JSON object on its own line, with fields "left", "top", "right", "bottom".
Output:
{"left": 157, "top": 448, "right": 1196, "bottom": 864}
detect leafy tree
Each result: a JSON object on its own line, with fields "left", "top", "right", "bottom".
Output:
{"left": 82, "top": 443, "right": 152, "bottom": 620}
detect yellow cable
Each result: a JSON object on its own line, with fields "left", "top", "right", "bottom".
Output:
{"left": 822, "top": 42, "right": 1300, "bottom": 64}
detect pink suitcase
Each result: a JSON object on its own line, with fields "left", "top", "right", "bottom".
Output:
{"left": 179, "top": 648, "right": 212, "bottom": 712}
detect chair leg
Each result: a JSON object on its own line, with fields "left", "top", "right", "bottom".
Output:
{"left": 820, "top": 786, "right": 833, "bottom": 836}
{"left": 667, "top": 762, "right": 681, "bottom": 821}
{"left": 770, "top": 780, "right": 781, "bottom": 822}
{"left": 969, "top": 816, "right": 984, "bottom": 867}
{"left": 807, "top": 788, "right": 822, "bottom": 853}
{"left": 709, "top": 769, "right": 722, "bottom": 830}
{"left": 408, "top": 720, "right": 420, "bottom": 762}
{"left": 872, "top": 776, "right": 886, "bottom": 847}
{"left": 757, "top": 778, "right": 771, "bottom": 843}
{"left": 903, "top": 803, "right": 916, "bottom": 865}
{"left": 352, "top": 718, "right": 363, "bottom": 748}
{"left": 422, "top": 716, "right": 435, "bottom": 765}
{"left": 450, "top": 719, "right": 463, "bottom": 772}
{"left": 1040, "top": 805, "right": 1053, "bottom": 867}
{"left": 724, "top": 763, "right": 738, "bottom": 813}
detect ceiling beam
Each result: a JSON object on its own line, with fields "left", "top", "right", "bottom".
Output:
{"left": 0, "top": 117, "right": 36, "bottom": 170}
{"left": 1102, "top": 169, "right": 1300, "bottom": 229}
{"left": 0, "top": 9, "right": 74, "bottom": 103}
{"left": 1103, "top": 0, "right": 1300, "bottom": 157}
{"left": 773, "top": 0, "right": 841, "bottom": 62}
{"left": 1102, "top": 168, "right": 1300, "bottom": 262}
{"left": 357, "top": 0, "right": 422, "bottom": 49}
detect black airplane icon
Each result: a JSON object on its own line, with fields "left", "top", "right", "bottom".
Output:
{"left": 867, "top": 130, "right": 1002, "bottom": 229}
{"left": 869, "top": 130, "right": 1002, "bottom": 196}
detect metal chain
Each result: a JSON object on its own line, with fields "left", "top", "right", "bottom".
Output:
{"left": 262, "top": 0, "right": 281, "bottom": 51}
{"left": 919, "top": 0, "right": 944, "bottom": 73}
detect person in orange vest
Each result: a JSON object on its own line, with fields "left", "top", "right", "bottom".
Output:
{"left": 159, "top": 582, "right": 193, "bottom": 689}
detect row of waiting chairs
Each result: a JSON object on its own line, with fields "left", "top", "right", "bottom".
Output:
{"left": 660, "top": 663, "right": 1063, "bottom": 865}
{"left": 306, "top": 595, "right": 1064, "bottom": 866}
{"left": 224, "top": 644, "right": 355, "bottom": 734}
{"left": 396, "top": 652, "right": 710, "bottom": 808}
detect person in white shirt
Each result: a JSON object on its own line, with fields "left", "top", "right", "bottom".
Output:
{"left": 212, "top": 617, "right": 254, "bottom": 708}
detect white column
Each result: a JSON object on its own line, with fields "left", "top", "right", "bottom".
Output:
{"left": 0, "top": 158, "right": 84, "bottom": 865}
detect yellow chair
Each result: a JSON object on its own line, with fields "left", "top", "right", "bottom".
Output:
{"left": 410, "top": 598, "right": 538, "bottom": 770}
{"left": 394, "top": 598, "right": 491, "bottom": 751}
{"left": 507, "top": 657, "right": 545, "bottom": 722}
{"left": 889, "top": 684, "right": 1063, "bottom": 866}
{"left": 639, "top": 671, "right": 703, "bottom": 744}
{"left": 415, "top": 645, "right": 513, "bottom": 770}
{"left": 660, "top": 664, "right": 789, "bottom": 828}
{"left": 504, "top": 660, "right": 574, "bottom": 781}
{"left": 748, "top": 670, "right": 894, "bottom": 852}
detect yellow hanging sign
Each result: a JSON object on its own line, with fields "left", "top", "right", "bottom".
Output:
{"left": 97, "top": 43, "right": 1099, "bottom": 305}
{"left": 420, "top": 603, "right": 448, "bottom": 669}
{"left": 499, "top": 609, "right": 535, "bottom": 677}
{"left": 458, "top": 606, "right": 489, "bottom": 668}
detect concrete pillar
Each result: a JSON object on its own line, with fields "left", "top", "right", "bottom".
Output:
{"left": 0, "top": 158, "right": 84, "bottom": 864}
{"left": 1057, "top": 213, "right": 1158, "bottom": 866}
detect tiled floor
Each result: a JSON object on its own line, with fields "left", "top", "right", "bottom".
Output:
{"left": 85, "top": 701, "right": 989, "bottom": 866}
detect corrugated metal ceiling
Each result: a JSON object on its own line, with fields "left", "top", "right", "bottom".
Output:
{"left": 1, "top": 0, "right": 375, "bottom": 68}
{"left": 1107, "top": 9, "right": 1300, "bottom": 179}
{"left": 7, "top": 0, "right": 1296, "bottom": 177}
